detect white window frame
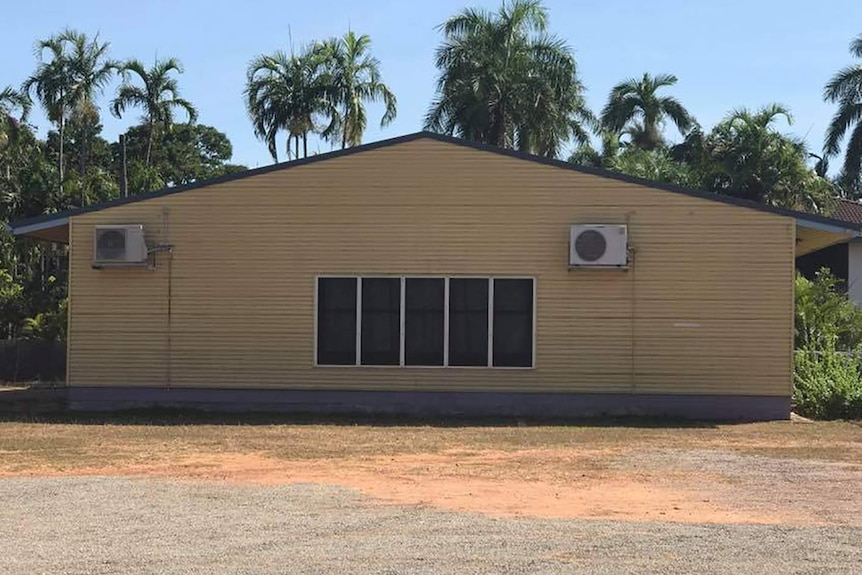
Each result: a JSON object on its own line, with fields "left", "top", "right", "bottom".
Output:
{"left": 314, "top": 275, "right": 536, "bottom": 370}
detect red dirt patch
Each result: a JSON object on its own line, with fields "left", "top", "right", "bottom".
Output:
{"left": 3, "top": 449, "right": 832, "bottom": 525}
{"left": 3, "top": 421, "right": 861, "bottom": 525}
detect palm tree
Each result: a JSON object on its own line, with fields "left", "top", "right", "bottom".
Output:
{"left": 57, "top": 30, "right": 115, "bottom": 175}
{"left": 824, "top": 34, "right": 862, "bottom": 189}
{"left": 0, "top": 87, "right": 31, "bottom": 122}
{"left": 600, "top": 73, "right": 694, "bottom": 151}
{"left": 0, "top": 87, "right": 30, "bottom": 143}
{"left": 317, "top": 31, "right": 396, "bottom": 149}
{"left": 23, "top": 35, "right": 70, "bottom": 191}
{"left": 245, "top": 48, "right": 333, "bottom": 161}
{"left": 0, "top": 86, "right": 31, "bottom": 180}
{"left": 23, "top": 30, "right": 115, "bottom": 185}
{"left": 569, "top": 130, "right": 621, "bottom": 169}
{"left": 702, "top": 104, "right": 835, "bottom": 212}
{"left": 112, "top": 58, "right": 198, "bottom": 168}
{"left": 425, "top": 0, "right": 592, "bottom": 157}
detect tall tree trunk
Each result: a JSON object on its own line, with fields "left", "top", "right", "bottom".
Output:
{"left": 120, "top": 133, "right": 128, "bottom": 197}
{"left": 341, "top": 108, "right": 348, "bottom": 150}
{"left": 303, "top": 133, "right": 308, "bottom": 158}
{"left": 78, "top": 129, "right": 87, "bottom": 176}
{"left": 58, "top": 112, "right": 64, "bottom": 195}
{"left": 146, "top": 119, "right": 154, "bottom": 168}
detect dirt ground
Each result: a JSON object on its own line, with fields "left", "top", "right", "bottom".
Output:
{"left": 1, "top": 416, "right": 861, "bottom": 526}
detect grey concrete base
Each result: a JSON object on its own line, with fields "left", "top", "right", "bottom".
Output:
{"left": 66, "top": 388, "right": 791, "bottom": 422}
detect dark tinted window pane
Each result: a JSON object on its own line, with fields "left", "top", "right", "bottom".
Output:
{"left": 317, "top": 278, "right": 357, "bottom": 365}
{"left": 448, "top": 279, "right": 489, "bottom": 366}
{"left": 492, "top": 279, "right": 534, "bottom": 367}
{"left": 361, "top": 278, "right": 401, "bottom": 366}
{"left": 405, "top": 278, "right": 445, "bottom": 366}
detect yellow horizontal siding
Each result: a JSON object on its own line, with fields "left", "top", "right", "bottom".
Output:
{"left": 68, "top": 138, "right": 794, "bottom": 396}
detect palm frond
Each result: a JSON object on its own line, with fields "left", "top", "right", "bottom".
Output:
{"left": 659, "top": 96, "right": 694, "bottom": 133}
{"left": 841, "top": 121, "right": 862, "bottom": 184}
{"left": 824, "top": 102, "right": 862, "bottom": 157}
{"left": 824, "top": 65, "right": 862, "bottom": 102}
{"left": 600, "top": 93, "right": 640, "bottom": 133}
{"left": 600, "top": 72, "right": 693, "bottom": 149}
{"left": 651, "top": 73, "right": 678, "bottom": 88}
{"left": 0, "top": 86, "right": 31, "bottom": 121}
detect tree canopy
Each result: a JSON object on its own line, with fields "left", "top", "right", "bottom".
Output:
{"left": 112, "top": 58, "right": 198, "bottom": 170}
{"left": 600, "top": 73, "right": 694, "bottom": 151}
{"left": 824, "top": 34, "right": 862, "bottom": 197}
{"left": 1, "top": 29, "right": 244, "bottom": 341}
{"left": 1, "top": 11, "right": 861, "bottom": 346}
{"left": 245, "top": 30, "right": 396, "bottom": 161}
{"left": 424, "top": 0, "right": 593, "bottom": 157}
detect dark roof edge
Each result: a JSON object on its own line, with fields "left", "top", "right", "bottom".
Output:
{"left": 433, "top": 133, "right": 862, "bottom": 233}
{"left": 9, "top": 130, "right": 862, "bottom": 234}
{"left": 8, "top": 132, "right": 432, "bottom": 231}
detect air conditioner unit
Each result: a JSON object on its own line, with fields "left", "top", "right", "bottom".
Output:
{"left": 569, "top": 224, "right": 628, "bottom": 268}
{"left": 93, "top": 225, "right": 148, "bottom": 267}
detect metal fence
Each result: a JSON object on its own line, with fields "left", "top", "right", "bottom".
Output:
{"left": 0, "top": 340, "right": 66, "bottom": 383}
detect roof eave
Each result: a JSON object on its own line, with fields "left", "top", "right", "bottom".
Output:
{"left": 8, "top": 217, "right": 70, "bottom": 243}
{"left": 795, "top": 218, "right": 862, "bottom": 235}
{"left": 8, "top": 131, "right": 862, "bottom": 238}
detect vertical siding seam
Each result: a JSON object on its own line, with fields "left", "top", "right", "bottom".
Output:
{"left": 65, "top": 217, "right": 74, "bottom": 388}
{"left": 630, "top": 249, "right": 637, "bottom": 393}
{"left": 163, "top": 208, "right": 173, "bottom": 391}
{"left": 789, "top": 222, "right": 796, "bottom": 395}
{"left": 166, "top": 250, "right": 173, "bottom": 390}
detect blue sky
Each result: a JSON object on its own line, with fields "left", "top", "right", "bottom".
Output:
{"left": 3, "top": 0, "right": 861, "bottom": 169}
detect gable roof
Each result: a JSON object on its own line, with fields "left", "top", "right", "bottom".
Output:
{"left": 9, "top": 131, "right": 862, "bottom": 237}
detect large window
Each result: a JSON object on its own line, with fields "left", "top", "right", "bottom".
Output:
{"left": 404, "top": 278, "right": 445, "bottom": 366}
{"left": 316, "top": 277, "right": 535, "bottom": 368}
{"left": 448, "top": 279, "right": 489, "bottom": 367}
{"left": 492, "top": 279, "right": 534, "bottom": 368}
{"left": 361, "top": 278, "right": 401, "bottom": 366}
{"left": 316, "top": 277, "right": 357, "bottom": 365}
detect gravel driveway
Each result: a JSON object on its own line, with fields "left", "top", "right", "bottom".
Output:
{"left": 1, "top": 477, "right": 860, "bottom": 575}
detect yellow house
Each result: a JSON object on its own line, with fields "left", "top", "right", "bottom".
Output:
{"left": 10, "top": 132, "right": 862, "bottom": 419}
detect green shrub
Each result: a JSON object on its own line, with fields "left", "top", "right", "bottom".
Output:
{"left": 794, "top": 350, "right": 862, "bottom": 419}
{"left": 795, "top": 270, "right": 862, "bottom": 351}
{"left": 794, "top": 269, "right": 862, "bottom": 419}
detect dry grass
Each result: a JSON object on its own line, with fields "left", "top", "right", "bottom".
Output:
{"left": 2, "top": 414, "right": 861, "bottom": 524}
{"left": 1, "top": 414, "right": 860, "bottom": 473}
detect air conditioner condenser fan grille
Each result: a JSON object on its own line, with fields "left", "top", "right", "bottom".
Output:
{"left": 574, "top": 229, "right": 607, "bottom": 262}
{"left": 96, "top": 230, "right": 127, "bottom": 260}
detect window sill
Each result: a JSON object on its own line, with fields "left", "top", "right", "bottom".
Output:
{"left": 313, "top": 364, "right": 535, "bottom": 370}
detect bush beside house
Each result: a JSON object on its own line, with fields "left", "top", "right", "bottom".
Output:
{"left": 794, "top": 270, "right": 862, "bottom": 419}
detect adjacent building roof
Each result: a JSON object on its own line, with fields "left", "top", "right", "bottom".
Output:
{"left": 830, "top": 198, "right": 862, "bottom": 225}
{"left": 8, "top": 131, "right": 862, "bottom": 239}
